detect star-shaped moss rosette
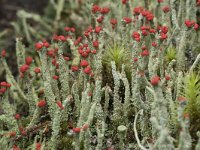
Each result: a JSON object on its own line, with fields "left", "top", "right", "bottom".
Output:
{"left": 165, "top": 47, "right": 176, "bottom": 64}
{"left": 102, "top": 42, "right": 132, "bottom": 83}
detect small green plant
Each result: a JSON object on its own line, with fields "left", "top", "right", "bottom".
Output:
{"left": 182, "top": 72, "right": 200, "bottom": 138}
{"left": 165, "top": 47, "right": 176, "bottom": 63}
{"left": 102, "top": 42, "right": 131, "bottom": 83}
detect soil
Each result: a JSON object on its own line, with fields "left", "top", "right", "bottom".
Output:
{"left": 0, "top": 0, "right": 48, "bottom": 29}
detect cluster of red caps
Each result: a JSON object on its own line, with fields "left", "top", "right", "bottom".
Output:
{"left": 35, "top": 38, "right": 73, "bottom": 80}
{"left": 151, "top": 76, "right": 161, "bottom": 86}
{"left": 1, "top": 49, "right": 6, "bottom": 57}
{"left": 71, "top": 43, "right": 96, "bottom": 76}
{"left": 12, "top": 41, "right": 50, "bottom": 78}
{"left": 91, "top": 4, "right": 110, "bottom": 24}
{"left": 121, "top": 0, "right": 128, "bottom": 4}
{"left": 0, "top": 81, "right": 11, "bottom": 94}
{"left": 185, "top": 20, "right": 199, "bottom": 30}
{"left": 197, "top": 0, "right": 200, "bottom": 6}
{"left": 84, "top": 26, "right": 94, "bottom": 37}
{"left": 77, "top": 43, "right": 94, "bottom": 56}
{"left": 84, "top": 25, "right": 103, "bottom": 37}
{"left": 92, "top": 5, "right": 110, "bottom": 14}
{"left": 121, "top": 0, "right": 169, "bottom": 13}
{"left": 140, "top": 46, "right": 149, "bottom": 57}
{"left": 72, "top": 124, "right": 89, "bottom": 134}
{"left": 158, "top": 25, "right": 168, "bottom": 40}
{"left": 37, "top": 99, "right": 65, "bottom": 110}
{"left": 162, "top": 6, "right": 170, "bottom": 13}
{"left": 19, "top": 56, "right": 33, "bottom": 78}
{"left": 150, "top": 74, "right": 171, "bottom": 86}
{"left": 110, "top": 19, "right": 117, "bottom": 29}
{"left": 133, "top": 7, "right": 154, "bottom": 21}
{"left": 132, "top": 24, "right": 169, "bottom": 43}
{"left": 35, "top": 40, "right": 50, "bottom": 51}
{"left": 37, "top": 99, "right": 46, "bottom": 107}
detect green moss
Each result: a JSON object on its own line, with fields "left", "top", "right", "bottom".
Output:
{"left": 102, "top": 42, "right": 132, "bottom": 85}
{"left": 182, "top": 72, "right": 200, "bottom": 139}
{"left": 165, "top": 47, "right": 176, "bottom": 63}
